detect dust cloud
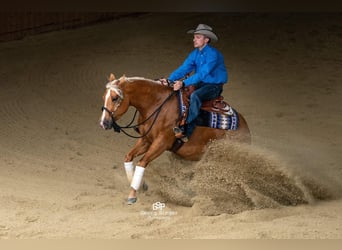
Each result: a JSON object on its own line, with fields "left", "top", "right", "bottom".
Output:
{"left": 151, "top": 139, "right": 333, "bottom": 216}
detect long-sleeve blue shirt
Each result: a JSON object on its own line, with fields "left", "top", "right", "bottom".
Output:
{"left": 168, "top": 44, "right": 228, "bottom": 86}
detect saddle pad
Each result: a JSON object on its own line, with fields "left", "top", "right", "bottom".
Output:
{"left": 196, "top": 109, "right": 239, "bottom": 130}
{"left": 177, "top": 91, "right": 239, "bottom": 131}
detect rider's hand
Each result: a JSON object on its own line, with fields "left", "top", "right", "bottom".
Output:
{"left": 173, "top": 80, "right": 183, "bottom": 91}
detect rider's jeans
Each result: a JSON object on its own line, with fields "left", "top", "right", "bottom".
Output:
{"left": 186, "top": 82, "right": 223, "bottom": 137}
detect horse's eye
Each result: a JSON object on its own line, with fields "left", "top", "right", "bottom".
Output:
{"left": 112, "top": 97, "right": 118, "bottom": 102}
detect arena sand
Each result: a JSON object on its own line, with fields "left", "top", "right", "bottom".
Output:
{"left": 0, "top": 13, "right": 341, "bottom": 239}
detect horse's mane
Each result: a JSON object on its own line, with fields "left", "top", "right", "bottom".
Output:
{"left": 125, "top": 77, "right": 160, "bottom": 85}
{"left": 106, "top": 77, "right": 160, "bottom": 87}
{"left": 105, "top": 79, "right": 123, "bottom": 98}
{"left": 105, "top": 76, "right": 163, "bottom": 99}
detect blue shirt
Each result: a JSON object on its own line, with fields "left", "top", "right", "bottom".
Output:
{"left": 168, "top": 44, "right": 228, "bottom": 86}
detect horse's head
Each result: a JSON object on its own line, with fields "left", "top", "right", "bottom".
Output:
{"left": 100, "top": 73, "right": 129, "bottom": 130}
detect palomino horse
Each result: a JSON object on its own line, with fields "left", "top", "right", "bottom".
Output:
{"left": 100, "top": 74, "right": 251, "bottom": 204}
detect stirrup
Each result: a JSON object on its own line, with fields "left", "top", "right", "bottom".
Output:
{"left": 173, "top": 127, "right": 188, "bottom": 142}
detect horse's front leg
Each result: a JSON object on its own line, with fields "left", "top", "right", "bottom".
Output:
{"left": 127, "top": 136, "right": 170, "bottom": 204}
{"left": 123, "top": 138, "right": 150, "bottom": 184}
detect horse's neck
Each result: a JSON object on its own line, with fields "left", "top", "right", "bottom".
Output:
{"left": 126, "top": 81, "right": 174, "bottom": 116}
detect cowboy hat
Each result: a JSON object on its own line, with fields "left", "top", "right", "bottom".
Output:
{"left": 187, "top": 24, "right": 218, "bottom": 42}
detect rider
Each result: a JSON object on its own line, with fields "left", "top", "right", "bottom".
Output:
{"left": 161, "top": 24, "right": 228, "bottom": 142}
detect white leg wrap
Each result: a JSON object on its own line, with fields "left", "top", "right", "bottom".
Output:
{"left": 124, "top": 161, "right": 134, "bottom": 183}
{"left": 131, "top": 166, "right": 145, "bottom": 191}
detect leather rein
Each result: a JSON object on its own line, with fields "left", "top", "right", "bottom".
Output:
{"left": 101, "top": 90, "right": 176, "bottom": 139}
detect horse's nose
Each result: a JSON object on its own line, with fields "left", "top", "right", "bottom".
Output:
{"left": 100, "top": 119, "right": 112, "bottom": 130}
{"left": 100, "top": 121, "right": 106, "bottom": 129}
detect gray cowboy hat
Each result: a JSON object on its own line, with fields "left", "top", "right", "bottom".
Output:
{"left": 187, "top": 24, "right": 218, "bottom": 42}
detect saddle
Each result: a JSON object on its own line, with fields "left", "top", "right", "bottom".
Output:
{"left": 179, "top": 85, "right": 234, "bottom": 126}
{"left": 171, "top": 85, "right": 237, "bottom": 153}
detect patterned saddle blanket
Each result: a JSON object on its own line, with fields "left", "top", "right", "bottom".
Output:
{"left": 178, "top": 90, "right": 239, "bottom": 131}
{"left": 196, "top": 109, "right": 239, "bottom": 130}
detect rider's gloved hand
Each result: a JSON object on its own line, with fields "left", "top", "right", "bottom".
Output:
{"left": 173, "top": 80, "right": 183, "bottom": 91}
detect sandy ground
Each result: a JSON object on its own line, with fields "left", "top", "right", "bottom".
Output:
{"left": 0, "top": 13, "right": 341, "bottom": 239}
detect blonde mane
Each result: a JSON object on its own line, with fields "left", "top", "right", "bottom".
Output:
{"left": 105, "top": 76, "right": 160, "bottom": 99}
{"left": 125, "top": 76, "right": 160, "bottom": 84}
{"left": 105, "top": 80, "right": 123, "bottom": 99}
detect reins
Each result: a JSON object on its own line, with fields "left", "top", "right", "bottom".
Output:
{"left": 102, "top": 91, "right": 176, "bottom": 139}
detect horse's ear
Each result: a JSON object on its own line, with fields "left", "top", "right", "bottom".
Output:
{"left": 119, "top": 74, "right": 126, "bottom": 84}
{"left": 108, "top": 73, "right": 116, "bottom": 81}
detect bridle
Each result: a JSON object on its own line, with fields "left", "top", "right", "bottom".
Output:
{"left": 101, "top": 90, "right": 176, "bottom": 139}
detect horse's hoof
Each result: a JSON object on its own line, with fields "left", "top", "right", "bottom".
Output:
{"left": 142, "top": 182, "right": 148, "bottom": 191}
{"left": 127, "top": 197, "right": 137, "bottom": 205}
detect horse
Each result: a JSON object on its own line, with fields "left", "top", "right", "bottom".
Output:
{"left": 100, "top": 73, "right": 251, "bottom": 204}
